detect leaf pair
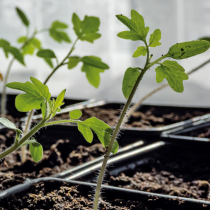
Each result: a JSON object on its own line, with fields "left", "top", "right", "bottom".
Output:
{"left": 0, "top": 39, "right": 25, "bottom": 65}
{"left": 72, "top": 13, "right": 101, "bottom": 43}
{"left": 68, "top": 56, "right": 109, "bottom": 88}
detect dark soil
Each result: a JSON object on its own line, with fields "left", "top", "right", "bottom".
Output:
{"left": 0, "top": 180, "right": 199, "bottom": 210}
{"left": 178, "top": 126, "right": 210, "bottom": 138}
{"left": 52, "top": 106, "right": 210, "bottom": 128}
{"left": 107, "top": 144, "right": 210, "bottom": 201}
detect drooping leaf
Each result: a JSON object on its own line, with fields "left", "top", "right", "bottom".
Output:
{"left": 43, "top": 58, "right": 54, "bottom": 68}
{"left": 6, "top": 77, "right": 51, "bottom": 112}
{"left": 117, "top": 31, "right": 141, "bottom": 41}
{"left": 29, "top": 142, "right": 43, "bottom": 162}
{"left": 49, "top": 20, "right": 71, "bottom": 43}
{"left": 16, "top": 7, "right": 29, "bottom": 27}
{"left": 155, "top": 60, "right": 188, "bottom": 92}
{"left": 149, "top": 29, "right": 161, "bottom": 47}
{"left": 30, "top": 38, "right": 41, "bottom": 49}
{"left": 167, "top": 40, "right": 210, "bottom": 59}
{"left": 122, "top": 67, "right": 140, "bottom": 99}
{"left": 69, "top": 109, "right": 82, "bottom": 119}
{"left": 0, "top": 118, "right": 22, "bottom": 133}
{"left": 81, "top": 56, "right": 109, "bottom": 69}
{"left": 78, "top": 123, "right": 93, "bottom": 143}
{"left": 8, "top": 47, "right": 25, "bottom": 65}
{"left": 79, "top": 33, "right": 101, "bottom": 43}
{"left": 36, "top": 49, "right": 56, "bottom": 58}
{"left": 132, "top": 46, "right": 147, "bottom": 57}
{"left": 22, "top": 44, "right": 34, "bottom": 55}
{"left": 68, "top": 56, "right": 80, "bottom": 69}
{"left": 0, "top": 39, "right": 10, "bottom": 57}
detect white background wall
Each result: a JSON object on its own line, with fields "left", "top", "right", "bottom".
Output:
{"left": 0, "top": 0, "right": 210, "bottom": 106}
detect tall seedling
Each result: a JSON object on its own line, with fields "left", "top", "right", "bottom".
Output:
{"left": 92, "top": 10, "right": 210, "bottom": 209}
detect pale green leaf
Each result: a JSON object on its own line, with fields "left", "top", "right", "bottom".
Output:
{"left": 116, "top": 14, "right": 137, "bottom": 32}
{"left": 155, "top": 60, "right": 189, "bottom": 92}
{"left": 168, "top": 40, "right": 210, "bottom": 59}
{"left": 122, "top": 67, "right": 140, "bottom": 99}
{"left": 149, "top": 29, "right": 161, "bottom": 47}
{"left": 8, "top": 47, "right": 25, "bottom": 65}
{"left": 69, "top": 109, "right": 82, "bottom": 120}
{"left": 53, "top": 89, "right": 66, "bottom": 111}
{"left": 132, "top": 46, "right": 147, "bottom": 57}
{"left": 16, "top": 7, "right": 29, "bottom": 27}
{"left": 37, "top": 49, "right": 56, "bottom": 58}
{"left": 68, "top": 56, "right": 80, "bottom": 69}
{"left": 78, "top": 123, "right": 93, "bottom": 143}
{"left": 29, "top": 142, "right": 43, "bottom": 162}
{"left": 0, "top": 117, "right": 22, "bottom": 133}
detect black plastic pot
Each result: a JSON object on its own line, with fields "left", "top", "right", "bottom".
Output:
{"left": 63, "top": 140, "right": 210, "bottom": 207}
{"left": 0, "top": 177, "right": 209, "bottom": 209}
{"left": 31, "top": 100, "right": 210, "bottom": 136}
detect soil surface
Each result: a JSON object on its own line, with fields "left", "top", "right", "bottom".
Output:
{"left": 107, "top": 144, "right": 210, "bottom": 201}
{"left": 0, "top": 180, "right": 200, "bottom": 210}
{"left": 52, "top": 106, "right": 210, "bottom": 128}
{"left": 178, "top": 126, "right": 210, "bottom": 138}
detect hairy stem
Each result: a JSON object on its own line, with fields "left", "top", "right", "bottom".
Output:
{"left": 125, "top": 57, "right": 210, "bottom": 121}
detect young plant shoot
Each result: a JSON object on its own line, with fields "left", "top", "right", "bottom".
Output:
{"left": 93, "top": 9, "right": 210, "bottom": 209}
{"left": 0, "top": 77, "right": 118, "bottom": 163}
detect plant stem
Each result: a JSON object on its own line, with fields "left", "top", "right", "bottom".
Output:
{"left": 43, "top": 119, "right": 80, "bottom": 127}
{"left": 0, "top": 119, "right": 46, "bottom": 160}
{"left": 125, "top": 57, "right": 210, "bottom": 121}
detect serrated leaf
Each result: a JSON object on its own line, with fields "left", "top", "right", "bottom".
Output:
{"left": 132, "top": 46, "right": 147, "bottom": 57}
{"left": 155, "top": 60, "right": 188, "bottom": 92}
{"left": 72, "top": 13, "right": 81, "bottom": 35}
{"left": 0, "top": 39, "right": 10, "bottom": 57}
{"left": 0, "top": 117, "right": 22, "bottom": 133}
{"left": 81, "top": 16, "right": 100, "bottom": 34}
{"left": 81, "top": 64, "right": 104, "bottom": 88}
{"left": 117, "top": 31, "right": 141, "bottom": 41}
{"left": 149, "top": 29, "right": 161, "bottom": 47}
{"left": 8, "top": 47, "right": 25, "bottom": 65}
{"left": 69, "top": 109, "right": 82, "bottom": 120}
{"left": 122, "top": 67, "right": 140, "bottom": 99}
{"left": 81, "top": 56, "right": 109, "bottom": 69}
{"left": 167, "top": 40, "right": 210, "bottom": 60}
{"left": 29, "top": 142, "right": 43, "bottom": 162}
{"left": 37, "top": 49, "right": 56, "bottom": 58}
{"left": 68, "top": 56, "right": 80, "bottom": 69}
{"left": 78, "top": 123, "right": 93, "bottom": 143}
{"left": 53, "top": 89, "right": 66, "bottom": 111}
{"left": 22, "top": 44, "right": 34, "bottom": 55}
{"left": 51, "top": 21, "right": 68, "bottom": 29}
{"left": 16, "top": 7, "right": 29, "bottom": 27}
{"left": 17, "top": 36, "right": 27, "bottom": 43}
{"left": 43, "top": 58, "right": 53, "bottom": 68}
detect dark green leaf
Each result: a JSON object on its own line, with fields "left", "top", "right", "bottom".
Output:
{"left": 16, "top": 7, "right": 29, "bottom": 27}
{"left": 8, "top": 47, "right": 25, "bottom": 65}
{"left": 29, "top": 142, "right": 43, "bottom": 162}
{"left": 68, "top": 56, "right": 80, "bottom": 69}
{"left": 72, "top": 13, "right": 81, "bottom": 35}
{"left": 122, "top": 67, "right": 140, "bottom": 99}
{"left": 51, "top": 21, "right": 68, "bottom": 29}
{"left": 0, "top": 117, "right": 22, "bottom": 133}
{"left": 155, "top": 60, "right": 188, "bottom": 92}
{"left": 49, "top": 29, "right": 71, "bottom": 43}
{"left": 43, "top": 58, "right": 54, "bottom": 68}
{"left": 37, "top": 49, "right": 56, "bottom": 58}
{"left": 81, "top": 56, "right": 109, "bottom": 69}
{"left": 53, "top": 89, "right": 66, "bottom": 111}
{"left": 149, "top": 29, "right": 161, "bottom": 47}
{"left": 78, "top": 123, "right": 93, "bottom": 143}
{"left": 79, "top": 33, "right": 101, "bottom": 43}
{"left": 168, "top": 40, "right": 210, "bottom": 59}
{"left": 132, "top": 46, "right": 147, "bottom": 57}
{"left": 30, "top": 38, "right": 41, "bottom": 49}
{"left": 69, "top": 109, "right": 82, "bottom": 119}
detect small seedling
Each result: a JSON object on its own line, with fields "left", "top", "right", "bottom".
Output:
{"left": 0, "top": 77, "right": 118, "bottom": 162}
{"left": 92, "top": 9, "right": 210, "bottom": 209}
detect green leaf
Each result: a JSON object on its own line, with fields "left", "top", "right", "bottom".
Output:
{"left": 29, "top": 142, "right": 43, "bottom": 162}
{"left": 72, "top": 13, "right": 81, "bottom": 36}
{"left": 53, "top": 89, "right": 66, "bottom": 111}
{"left": 16, "top": 7, "right": 29, "bottom": 27}
{"left": 131, "top": 9, "right": 145, "bottom": 38}
{"left": 68, "top": 56, "right": 80, "bottom": 69}
{"left": 8, "top": 47, "right": 25, "bottom": 65}
{"left": 37, "top": 49, "right": 56, "bottom": 58}
{"left": 132, "top": 46, "right": 147, "bottom": 57}
{"left": 122, "top": 67, "right": 140, "bottom": 99}
{"left": 199, "top": 37, "right": 210, "bottom": 42}
{"left": 69, "top": 109, "right": 82, "bottom": 120}
{"left": 49, "top": 21, "right": 71, "bottom": 43}
{"left": 6, "top": 77, "right": 51, "bottom": 112}
{"left": 78, "top": 123, "right": 93, "bottom": 143}
{"left": 155, "top": 60, "right": 188, "bottom": 92}
{"left": 117, "top": 31, "right": 141, "bottom": 41}
{"left": 81, "top": 56, "right": 109, "bottom": 69}
{"left": 149, "top": 29, "right": 161, "bottom": 47}
{"left": 0, "top": 39, "right": 10, "bottom": 57}
{"left": 82, "top": 117, "right": 118, "bottom": 154}
{"left": 79, "top": 33, "right": 101, "bottom": 43}
{"left": 0, "top": 117, "right": 22, "bottom": 134}
{"left": 43, "top": 58, "right": 54, "bottom": 68}
{"left": 81, "top": 64, "right": 104, "bottom": 88}
{"left": 167, "top": 40, "right": 210, "bottom": 59}
{"left": 17, "top": 36, "right": 27, "bottom": 43}
{"left": 81, "top": 16, "right": 100, "bottom": 34}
